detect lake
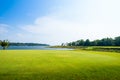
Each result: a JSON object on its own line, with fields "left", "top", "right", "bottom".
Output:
{"left": 0, "top": 46, "right": 73, "bottom": 50}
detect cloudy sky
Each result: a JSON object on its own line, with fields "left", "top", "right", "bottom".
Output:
{"left": 0, "top": 0, "right": 120, "bottom": 45}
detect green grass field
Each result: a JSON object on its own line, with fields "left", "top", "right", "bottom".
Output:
{"left": 0, "top": 50, "right": 120, "bottom": 80}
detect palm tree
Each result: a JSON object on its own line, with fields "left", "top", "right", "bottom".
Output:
{"left": 0, "top": 40, "right": 9, "bottom": 50}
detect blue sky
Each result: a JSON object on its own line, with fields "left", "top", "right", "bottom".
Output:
{"left": 0, "top": 0, "right": 120, "bottom": 45}
{"left": 0, "top": 0, "right": 57, "bottom": 24}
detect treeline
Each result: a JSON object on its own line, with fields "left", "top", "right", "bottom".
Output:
{"left": 9, "top": 42, "right": 49, "bottom": 46}
{"left": 62, "top": 36, "right": 120, "bottom": 46}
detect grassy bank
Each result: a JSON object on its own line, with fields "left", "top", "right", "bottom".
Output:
{"left": 0, "top": 50, "right": 120, "bottom": 80}
{"left": 50, "top": 46, "right": 120, "bottom": 52}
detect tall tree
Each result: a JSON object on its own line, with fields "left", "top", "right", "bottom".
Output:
{"left": 78, "top": 39, "right": 85, "bottom": 46}
{"left": 0, "top": 40, "right": 9, "bottom": 50}
{"left": 84, "top": 39, "right": 90, "bottom": 46}
{"left": 114, "top": 36, "right": 120, "bottom": 46}
{"left": 66, "top": 36, "right": 120, "bottom": 46}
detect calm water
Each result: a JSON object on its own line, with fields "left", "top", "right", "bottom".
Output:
{"left": 0, "top": 46, "right": 73, "bottom": 50}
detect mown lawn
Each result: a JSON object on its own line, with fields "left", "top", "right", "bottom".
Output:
{"left": 0, "top": 50, "right": 120, "bottom": 80}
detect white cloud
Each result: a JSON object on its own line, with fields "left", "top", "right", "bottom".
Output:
{"left": 21, "top": 16, "right": 120, "bottom": 45}
{"left": 0, "top": 24, "right": 9, "bottom": 34}
{"left": 21, "top": 0, "right": 120, "bottom": 45}
{"left": 16, "top": 33, "right": 24, "bottom": 38}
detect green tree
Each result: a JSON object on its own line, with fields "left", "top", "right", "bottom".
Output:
{"left": 114, "top": 36, "right": 120, "bottom": 46}
{"left": 0, "top": 40, "right": 9, "bottom": 50}
{"left": 67, "top": 42, "right": 72, "bottom": 46}
{"left": 90, "top": 41, "right": 96, "bottom": 46}
{"left": 61, "top": 43, "right": 64, "bottom": 46}
{"left": 77, "top": 39, "right": 84, "bottom": 46}
{"left": 71, "top": 42, "right": 76, "bottom": 46}
{"left": 84, "top": 39, "right": 90, "bottom": 46}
